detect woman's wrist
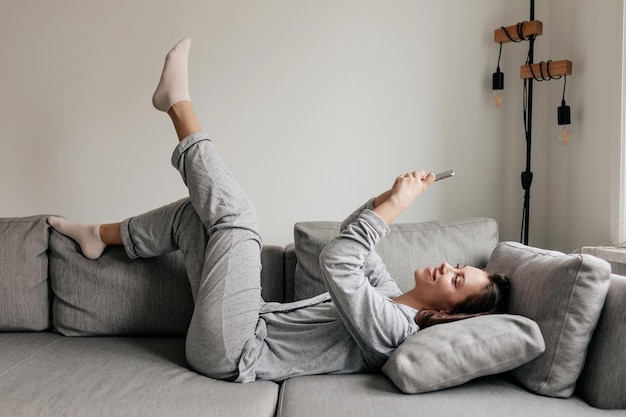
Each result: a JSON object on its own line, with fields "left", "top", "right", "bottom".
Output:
{"left": 373, "top": 189, "right": 392, "bottom": 209}
{"left": 373, "top": 198, "right": 405, "bottom": 225}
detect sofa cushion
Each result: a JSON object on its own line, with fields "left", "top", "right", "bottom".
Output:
{"left": 0, "top": 334, "right": 278, "bottom": 417}
{"left": 277, "top": 374, "right": 608, "bottom": 417}
{"left": 381, "top": 314, "right": 545, "bottom": 393}
{"left": 49, "top": 230, "right": 286, "bottom": 336}
{"left": 576, "top": 274, "right": 626, "bottom": 409}
{"left": 0, "top": 216, "right": 50, "bottom": 331}
{"left": 486, "top": 242, "right": 611, "bottom": 398}
{"left": 49, "top": 230, "right": 194, "bottom": 336}
{"left": 293, "top": 217, "right": 498, "bottom": 300}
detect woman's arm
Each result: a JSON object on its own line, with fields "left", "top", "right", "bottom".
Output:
{"left": 320, "top": 211, "right": 416, "bottom": 366}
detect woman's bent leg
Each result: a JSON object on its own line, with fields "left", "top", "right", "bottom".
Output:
{"left": 172, "top": 133, "right": 262, "bottom": 380}
{"left": 185, "top": 227, "right": 262, "bottom": 380}
{"left": 121, "top": 198, "right": 208, "bottom": 301}
{"left": 122, "top": 193, "right": 262, "bottom": 380}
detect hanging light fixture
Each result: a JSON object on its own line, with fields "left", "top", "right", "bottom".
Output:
{"left": 557, "top": 75, "right": 571, "bottom": 144}
{"left": 492, "top": 42, "right": 504, "bottom": 107}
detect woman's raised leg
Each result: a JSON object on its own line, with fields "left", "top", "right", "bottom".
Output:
{"left": 151, "top": 38, "right": 263, "bottom": 380}
{"left": 51, "top": 38, "right": 264, "bottom": 381}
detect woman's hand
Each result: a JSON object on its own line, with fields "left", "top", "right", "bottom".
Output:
{"left": 390, "top": 171, "right": 435, "bottom": 209}
{"left": 373, "top": 171, "right": 435, "bottom": 225}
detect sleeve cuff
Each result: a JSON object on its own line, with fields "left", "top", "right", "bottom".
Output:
{"left": 360, "top": 209, "right": 391, "bottom": 239}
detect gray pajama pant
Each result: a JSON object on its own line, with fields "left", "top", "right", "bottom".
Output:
{"left": 119, "top": 132, "right": 263, "bottom": 381}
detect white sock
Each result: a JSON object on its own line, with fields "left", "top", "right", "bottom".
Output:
{"left": 152, "top": 37, "right": 192, "bottom": 112}
{"left": 48, "top": 216, "right": 106, "bottom": 260}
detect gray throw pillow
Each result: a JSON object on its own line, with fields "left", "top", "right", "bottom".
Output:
{"left": 382, "top": 314, "right": 545, "bottom": 393}
{"left": 486, "top": 242, "right": 611, "bottom": 398}
{"left": 0, "top": 216, "right": 50, "bottom": 331}
{"left": 293, "top": 217, "right": 499, "bottom": 300}
{"left": 49, "top": 230, "right": 194, "bottom": 336}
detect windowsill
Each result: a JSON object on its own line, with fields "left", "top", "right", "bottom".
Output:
{"left": 580, "top": 246, "right": 626, "bottom": 274}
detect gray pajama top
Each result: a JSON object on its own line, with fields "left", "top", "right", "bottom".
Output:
{"left": 236, "top": 200, "right": 420, "bottom": 382}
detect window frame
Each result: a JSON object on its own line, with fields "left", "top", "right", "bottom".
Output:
{"left": 612, "top": 0, "right": 626, "bottom": 247}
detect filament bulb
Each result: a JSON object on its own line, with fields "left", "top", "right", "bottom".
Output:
{"left": 494, "top": 91, "right": 502, "bottom": 107}
{"left": 557, "top": 101, "right": 571, "bottom": 144}
{"left": 558, "top": 126, "right": 571, "bottom": 145}
{"left": 492, "top": 69, "right": 504, "bottom": 107}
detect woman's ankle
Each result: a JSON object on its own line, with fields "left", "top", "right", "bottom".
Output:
{"left": 99, "top": 223, "right": 123, "bottom": 246}
{"left": 168, "top": 101, "right": 203, "bottom": 141}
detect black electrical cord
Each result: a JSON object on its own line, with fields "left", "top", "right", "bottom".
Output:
{"left": 501, "top": 22, "right": 529, "bottom": 43}
{"left": 528, "top": 59, "right": 562, "bottom": 82}
{"left": 521, "top": 77, "right": 530, "bottom": 242}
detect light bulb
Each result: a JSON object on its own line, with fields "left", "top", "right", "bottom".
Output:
{"left": 493, "top": 91, "right": 502, "bottom": 107}
{"left": 557, "top": 126, "right": 571, "bottom": 145}
{"left": 492, "top": 69, "right": 504, "bottom": 107}
{"left": 557, "top": 100, "right": 571, "bottom": 144}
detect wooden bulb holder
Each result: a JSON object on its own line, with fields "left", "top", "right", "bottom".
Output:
{"left": 494, "top": 20, "right": 543, "bottom": 43}
{"left": 520, "top": 60, "right": 572, "bottom": 80}
{"left": 493, "top": 20, "right": 572, "bottom": 80}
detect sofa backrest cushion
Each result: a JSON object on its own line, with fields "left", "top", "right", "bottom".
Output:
{"left": 0, "top": 216, "right": 51, "bottom": 331}
{"left": 291, "top": 217, "right": 499, "bottom": 301}
{"left": 50, "top": 230, "right": 193, "bottom": 336}
{"left": 50, "top": 231, "right": 286, "bottom": 336}
{"left": 486, "top": 241, "right": 611, "bottom": 399}
{"left": 576, "top": 273, "right": 626, "bottom": 409}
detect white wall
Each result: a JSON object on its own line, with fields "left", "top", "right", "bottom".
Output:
{"left": 545, "top": 0, "right": 623, "bottom": 252}
{"left": 0, "top": 0, "right": 586, "bottom": 247}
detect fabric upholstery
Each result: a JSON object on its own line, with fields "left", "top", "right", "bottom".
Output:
{"left": 486, "top": 242, "right": 611, "bottom": 398}
{"left": 576, "top": 274, "right": 626, "bottom": 409}
{"left": 50, "top": 230, "right": 194, "bottom": 336}
{"left": 0, "top": 334, "right": 278, "bottom": 417}
{"left": 0, "top": 332, "right": 60, "bottom": 373}
{"left": 0, "top": 216, "right": 50, "bottom": 331}
{"left": 276, "top": 374, "right": 610, "bottom": 417}
{"left": 381, "top": 314, "right": 545, "bottom": 393}
{"left": 260, "top": 244, "right": 286, "bottom": 302}
{"left": 293, "top": 217, "right": 499, "bottom": 300}
{"left": 284, "top": 243, "right": 297, "bottom": 302}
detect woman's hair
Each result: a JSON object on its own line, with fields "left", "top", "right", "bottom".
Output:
{"left": 415, "top": 272, "right": 510, "bottom": 329}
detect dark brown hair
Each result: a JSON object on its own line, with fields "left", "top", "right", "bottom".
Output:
{"left": 415, "top": 272, "right": 510, "bottom": 329}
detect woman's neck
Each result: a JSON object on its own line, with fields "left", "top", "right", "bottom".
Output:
{"left": 392, "top": 290, "right": 424, "bottom": 311}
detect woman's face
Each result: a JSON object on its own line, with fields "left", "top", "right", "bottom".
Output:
{"left": 413, "top": 263, "right": 490, "bottom": 312}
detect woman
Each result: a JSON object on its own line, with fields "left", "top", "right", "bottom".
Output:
{"left": 48, "top": 38, "right": 509, "bottom": 383}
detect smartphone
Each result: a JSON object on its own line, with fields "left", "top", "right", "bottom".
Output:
{"left": 434, "top": 169, "right": 455, "bottom": 182}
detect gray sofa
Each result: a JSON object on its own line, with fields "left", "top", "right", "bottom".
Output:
{"left": 1, "top": 215, "right": 624, "bottom": 417}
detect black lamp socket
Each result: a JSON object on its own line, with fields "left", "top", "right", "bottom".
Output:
{"left": 492, "top": 70, "right": 504, "bottom": 90}
{"left": 558, "top": 100, "right": 571, "bottom": 125}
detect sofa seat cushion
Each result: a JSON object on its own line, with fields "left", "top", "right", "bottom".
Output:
{"left": 0, "top": 332, "right": 61, "bottom": 372}
{"left": 276, "top": 374, "right": 611, "bottom": 417}
{"left": 0, "top": 216, "right": 50, "bottom": 331}
{"left": 486, "top": 242, "right": 611, "bottom": 398}
{"left": 0, "top": 333, "right": 278, "bottom": 417}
